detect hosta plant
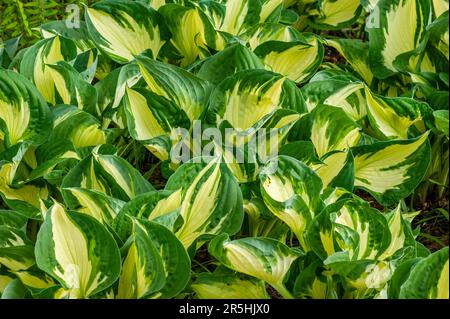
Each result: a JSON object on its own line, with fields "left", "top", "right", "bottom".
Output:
{"left": 0, "top": 0, "right": 448, "bottom": 299}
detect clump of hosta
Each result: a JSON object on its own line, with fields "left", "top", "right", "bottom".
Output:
{"left": 0, "top": 0, "right": 448, "bottom": 299}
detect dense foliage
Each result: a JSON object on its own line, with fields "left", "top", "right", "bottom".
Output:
{"left": 0, "top": 0, "right": 448, "bottom": 299}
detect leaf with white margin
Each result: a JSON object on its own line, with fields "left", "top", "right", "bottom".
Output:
{"left": 35, "top": 202, "right": 121, "bottom": 299}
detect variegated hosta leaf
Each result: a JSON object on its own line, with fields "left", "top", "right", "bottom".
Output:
{"left": 352, "top": 133, "right": 431, "bottom": 205}
{"left": 117, "top": 219, "right": 165, "bottom": 299}
{"left": 0, "top": 70, "right": 52, "bottom": 147}
{"left": 165, "top": 158, "right": 244, "bottom": 249}
{"left": 39, "top": 21, "right": 94, "bottom": 51}
{"left": 293, "top": 258, "right": 339, "bottom": 299}
{"left": 308, "top": 104, "right": 362, "bottom": 158}
{"left": 192, "top": 273, "right": 269, "bottom": 299}
{"left": 20, "top": 36, "right": 78, "bottom": 105}
{"left": 159, "top": 3, "right": 223, "bottom": 67}
{"left": 215, "top": 0, "right": 262, "bottom": 35}
{"left": 0, "top": 270, "right": 15, "bottom": 295}
{"left": 0, "top": 144, "right": 49, "bottom": 217}
{"left": 398, "top": 247, "right": 449, "bottom": 299}
{"left": 281, "top": 143, "right": 355, "bottom": 193}
{"left": 300, "top": 72, "right": 367, "bottom": 121}
{"left": 245, "top": 23, "right": 304, "bottom": 50}
{"left": 13, "top": 268, "right": 56, "bottom": 291}
{"left": 113, "top": 189, "right": 182, "bottom": 241}
{"left": 307, "top": 199, "right": 398, "bottom": 261}
{"left": 62, "top": 187, "right": 125, "bottom": 226}
{"left": 379, "top": 204, "right": 417, "bottom": 260}
{"left": 0, "top": 245, "right": 35, "bottom": 273}
{"left": 35, "top": 203, "right": 121, "bottom": 299}
{"left": 45, "top": 105, "right": 106, "bottom": 150}
{"left": 433, "top": 110, "right": 449, "bottom": 137}
{"left": 254, "top": 34, "right": 324, "bottom": 83}
{"left": 364, "top": 87, "right": 432, "bottom": 140}
{"left": 312, "top": 150, "right": 355, "bottom": 191}
{"left": 85, "top": 0, "right": 168, "bottom": 63}
{"left": 325, "top": 38, "right": 374, "bottom": 85}
{"left": 0, "top": 224, "right": 35, "bottom": 272}
{"left": 207, "top": 69, "right": 305, "bottom": 130}
{"left": 209, "top": 234, "right": 301, "bottom": 298}
{"left": 0, "top": 226, "right": 31, "bottom": 249}
{"left": 217, "top": 108, "right": 301, "bottom": 183}
{"left": 0, "top": 210, "right": 28, "bottom": 229}
{"left": 44, "top": 62, "right": 97, "bottom": 115}
{"left": 123, "top": 87, "right": 190, "bottom": 160}
{"left": 130, "top": 219, "right": 191, "bottom": 298}
{"left": 244, "top": 196, "right": 290, "bottom": 241}
{"left": 197, "top": 43, "right": 265, "bottom": 85}
{"left": 432, "top": 0, "right": 449, "bottom": 17}
{"left": 259, "top": 155, "right": 324, "bottom": 249}
{"left": 425, "top": 12, "right": 449, "bottom": 71}
{"left": 367, "top": 0, "right": 432, "bottom": 79}
{"left": 309, "top": 0, "right": 363, "bottom": 29}
{"left": 61, "top": 148, "right": 154, "bottom": 202}
{"left": 96, "top": 63, "right": 144, "bottom": 123}
{"left": 136, "top": 55, "right": 213, "bottom": 122}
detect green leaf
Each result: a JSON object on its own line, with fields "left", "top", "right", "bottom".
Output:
{"left": 197, "top": 43, "right": 264, "bottom": 85}
{"left": 399, "top": 247, "right": 449, "bottom": 299}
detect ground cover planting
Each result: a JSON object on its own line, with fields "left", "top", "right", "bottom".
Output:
{"left": 0, "top": 0, "right": 448, "bottom": 299}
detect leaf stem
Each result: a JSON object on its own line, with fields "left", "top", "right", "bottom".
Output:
{"left": 272, "top": 284, "right": 294, "bottom": 299}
